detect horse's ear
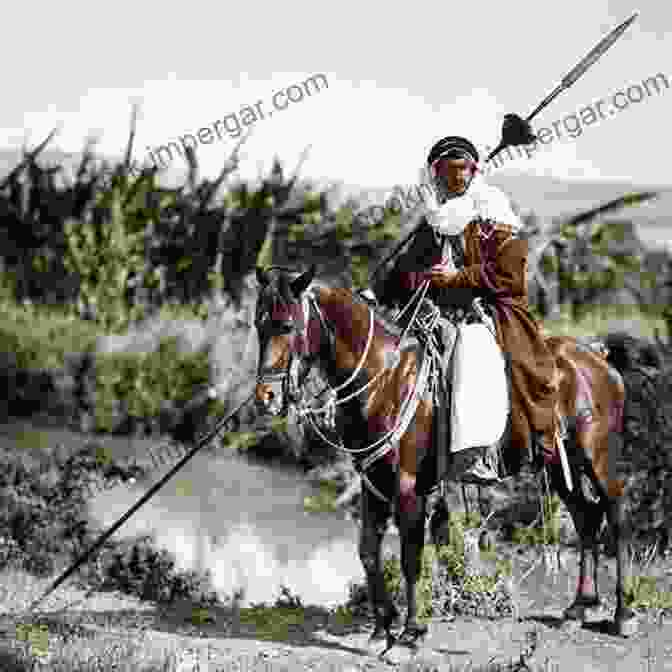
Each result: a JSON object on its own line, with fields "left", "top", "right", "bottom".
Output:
{"left": 256, "top": 266, "right": 269, "bottom": 287}
{"left": 290, "top": 264, "right": 317, "bottom": 298}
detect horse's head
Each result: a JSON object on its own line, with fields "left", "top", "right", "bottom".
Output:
{"left": 254, "top": 264, "right": 318, "bottom": 415}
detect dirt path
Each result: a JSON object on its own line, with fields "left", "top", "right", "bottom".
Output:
{"left": 2, "top": 546, "right": 671, "bottom": 671}
{"left": 53, "top": 600, "right": 672, "bottom": 671}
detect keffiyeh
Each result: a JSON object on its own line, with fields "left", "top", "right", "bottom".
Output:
{"left": 422, "top": 172, "right": 522, "bottom": 236}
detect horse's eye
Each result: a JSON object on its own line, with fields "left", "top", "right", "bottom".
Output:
{"left": 280, "top": 324, "right": 294, "bottom": 334}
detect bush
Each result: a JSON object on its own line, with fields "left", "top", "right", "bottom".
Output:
{"left": 0, "top": 299, "right": 99, "bottom": 371}
{"left": 511, "top": 495, "right": 561, "bottom": 546}
{"left": 92, "top": 534, "right": 219, "bottom": 605}
{"left": 344, "top": 509, "right": 514, "bottom": 622}
{"left": 92, "top": 337, "right": 211, "bottom": 433}
{"left": 0, "top": 437, "right": 225, "bottom": 612}
{"left": 0, "top": 442, "right": 146, "bottom": 577}
{"left": 625, "top": 575, "right": 672, "bottom": 610}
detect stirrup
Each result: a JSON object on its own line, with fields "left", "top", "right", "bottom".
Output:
{"left": 459, "top": 457, "right": 501, "bottom": 485}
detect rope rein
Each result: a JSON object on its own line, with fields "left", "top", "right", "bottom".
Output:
{"left": 253, "top": 272, "right": 433, "bottom": 505}
{"left": 287, "top": 280, "right": 437, "bottom": 504}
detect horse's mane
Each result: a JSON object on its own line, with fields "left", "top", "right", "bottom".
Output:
{"left": 314, "top": 283, "right": 406, "bottom": 338}
{"left": 260, "top": 269, "right": 405, "bottom": 338}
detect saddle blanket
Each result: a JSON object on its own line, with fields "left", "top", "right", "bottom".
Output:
{"left": 450, "top": 320, "right": 510, "bottom": 453}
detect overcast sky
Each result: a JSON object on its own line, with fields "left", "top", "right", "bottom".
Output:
{"left": 2, "top": 0, "right": 670, "bottom": 190}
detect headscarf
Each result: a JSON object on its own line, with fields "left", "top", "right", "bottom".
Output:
{"left": 422, "top": 171, "right": 522, "bottom": 236}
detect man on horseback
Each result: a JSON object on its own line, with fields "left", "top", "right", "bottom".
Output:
{"left": 374, "top": 118, "right": 560, "bottom": 486}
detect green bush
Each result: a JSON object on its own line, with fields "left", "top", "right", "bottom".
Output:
{"left": 0, "top": 439, "right": 223, "bottom": 609}
{"left": 511, "top": 495, "right": 561, "bottom": 546}
{"left": 96, "top": 534, "right": 219, "bottom": 605}
{"left": 0, "top": 442, "right": 145, "bottom": 577}
{"left": 0, "top": 301, "right": 99, "bottom": 371}
{"left": 344, "top": 508, "right": 514, "bottom": 621}
{"left": 303, "top": 479, "right": 339, "bottom": 513}
{"left": 92, "top": 337, "right": 211, "bottom": 432}
{"left": 624, "top": 575, "right": 672, "bottom": 610}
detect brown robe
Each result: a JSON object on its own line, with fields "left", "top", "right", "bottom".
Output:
{"left": 376, "top": 216, "right": 557, "bottom": 472}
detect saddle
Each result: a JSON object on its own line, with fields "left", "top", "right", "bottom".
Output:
{"left": 416, "top": 295, "right": 511, "bottom": 487}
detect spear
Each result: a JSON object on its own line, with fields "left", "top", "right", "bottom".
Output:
{"left": 487, "top": 11, "right": 639, "bottom": 162}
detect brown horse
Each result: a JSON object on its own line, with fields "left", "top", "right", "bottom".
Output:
{"left": 253, "top": 264, "right": 637, "bottom": 648}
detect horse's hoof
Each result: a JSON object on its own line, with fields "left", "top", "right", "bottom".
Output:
{"left": 397, "top": 623, "right": 428, "bottom": 648}
{"left": 612, "top": 608, "right": 638, "bottom": 637}
{"left": 563, "top": 602, "right": 587, "bottom": 621}
{"left": 375, "top": 631, "right": 397, "bottom": 658}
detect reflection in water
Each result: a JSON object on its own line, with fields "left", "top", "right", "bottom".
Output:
{"left": 88, "top": 451, "right": 386, "bottom": 607}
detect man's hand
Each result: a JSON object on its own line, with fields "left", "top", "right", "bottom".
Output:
{"left": 427, "top": 265, "right": 457, "bottom": 288}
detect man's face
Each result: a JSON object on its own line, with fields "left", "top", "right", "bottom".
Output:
{"left": 432, "top": 156, "right": 475, "bottom": 196}
{"left": 431, "top": 156, "right": 476, "bottom": 203}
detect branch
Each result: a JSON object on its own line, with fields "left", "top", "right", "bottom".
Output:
{"left": 0, "top": 128, "right": 59, "bottom": 190}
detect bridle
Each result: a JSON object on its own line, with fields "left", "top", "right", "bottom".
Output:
{"left": 255, "top": 269, "right": 438, "bottom": 506}
{"left": 255, "top": 267, "right": 329, "bottom": 412}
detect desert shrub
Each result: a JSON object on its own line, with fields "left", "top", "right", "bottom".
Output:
{"left": 302, "top": 479, "right": 339, "bottom": 513}
{"left": 0, "top": 300, "right": 99, "bottom": 371}
{"left": 511, "top": 494, "right": 561, "bottom": 546}
{"left": 625, "top": 575, "right": 672, "bottom": 610}
{"left": 92, "top": 337, "right": 211, "bottom": 433}
{"left": 0, "top": 441, "right": 146, "bottom": 577}
{"left": 91, "top": 534, "right": 219, "bottom": 605}
{"left": 344, "top": 509, "right": 514, "bottom": 621}
{"left": 603, "top": 333, "right": 672, "bottom": 551}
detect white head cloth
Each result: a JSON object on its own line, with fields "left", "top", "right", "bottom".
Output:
{"left": 421, "top": 169, "right": 522, "bottom": 236}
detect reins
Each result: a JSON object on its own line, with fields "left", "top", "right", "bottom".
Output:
{"left": 260, "top": 277, "right": 436, "bottom": 506}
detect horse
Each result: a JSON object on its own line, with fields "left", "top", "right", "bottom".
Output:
{"left": 253, "top": 264, "right": 637, "bottom": 648}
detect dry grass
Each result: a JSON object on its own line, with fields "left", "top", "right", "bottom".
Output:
{"left": 541, "top": 304, "right": 666, "bottom": 341}
{"left": 0, "top": 563, "right": 169, "bottom": 671}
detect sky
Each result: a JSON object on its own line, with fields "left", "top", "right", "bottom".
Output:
{"left": 2, "top": 0, "right": 670, "bottom": 192}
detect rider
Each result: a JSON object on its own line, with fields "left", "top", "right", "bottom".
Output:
{"left": 374, "top": 119, "right": 559, "bottom": 485}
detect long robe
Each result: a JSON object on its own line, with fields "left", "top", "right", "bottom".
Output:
{"left": 376, "top": 216, "right": 557, "bottom": 472}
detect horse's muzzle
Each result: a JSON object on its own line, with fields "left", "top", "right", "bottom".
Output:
{"left": 255, "top": 382, "right": 284, "bottom": 416}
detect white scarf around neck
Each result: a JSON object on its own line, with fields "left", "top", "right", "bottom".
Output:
{"left": 423, "top": 173, "right": 522, "bottom": 236}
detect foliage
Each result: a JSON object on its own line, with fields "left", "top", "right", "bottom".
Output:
{"left": 238, "top": 604, "right": 307, "bottom": 641}
{"left": 0, "top": 121, "right": 329, "bottom": 321}
{"left": 0, "top": 441, "right": 145, "bottom": 577}
{"left": 92, "top": 337, "right": 211, "bottom": 432}
{"left": 303, "top": 479, "right": 339, "bottom": 513}
{"left": 62, "top": 166, "right": 171, "bottom": 332}
{"left": 511, "top": 495, "right": 561, "bottom": 546}
{"left": 344, "top": 509, "right": 514, "bottom": 621}
{"left": 95, "top": 535, "right": 219, "bottom": 605}
{"left": 0, "top": 299, "right": 99, "bottom": 371}
{"left": 541, "top": 303, "right": 668, "bottom": 341}
{"left": 624, "top": 575, "right": 672, "bottom": 610}
{"left": 0, "top": 438, "right": 230, "bottom": 614}
{"left": 527, "top": 191, "right": 670, "bottom": 321}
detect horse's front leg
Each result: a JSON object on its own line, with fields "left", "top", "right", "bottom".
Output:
{"left": 396, "top": 472, "right": 429, "bottom": 647}
{"left": 358, "top": 484, "right": 399, "bottom": 643}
